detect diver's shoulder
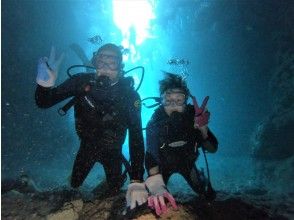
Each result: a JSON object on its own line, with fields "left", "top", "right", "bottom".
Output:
{"left": 120, "top": 76, "right": 135, "bottom": 89}
{"left": 186, "top": 104, "right": 194, "bottom": 110}
{"left": 186, "top": 104, "right": 195, "bottom": 114}
{"left": 150, "top": 106, "right": 166, "bottom": 123}
{"left": 120, "top": 77, "right": 139, "bottom": 98}
{"left": 146, "top": 108, "right": 166, "bottom": 131}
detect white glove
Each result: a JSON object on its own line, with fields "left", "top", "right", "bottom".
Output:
{"left": 126, "top": 182, "right": 148, "bottom": 210}
{"left": 145, "top": 174, "right": 168, "bottom": 196}
{"left": 36, "top": 47, "right": 64, "bottom": 87}
{"left": 145, "top": 174, "right": 178, "bottom": 216}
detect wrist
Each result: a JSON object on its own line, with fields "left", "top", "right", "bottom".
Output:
{"left": 201, "top": 135, "right": 209, "bottom": 143}
{"left": 130, "top": 179, "right": 142, "bottom": 184}
{"left": 36, "top": 79, "right": 55, "bottom": 88}
{"left": 146, "top": 173, "right": 163, "bottom": 183}
{"left": 148, "top": 172, "right": 160, "bottom": 178}
{"left": 148, "top": 166, "right": 159, "bottom": 177}
{"left": 202, "top": 134, "right": 209, "bottom": 141}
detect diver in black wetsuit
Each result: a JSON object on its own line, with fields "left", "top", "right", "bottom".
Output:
{"left": 35, "top": 44, "right": 147, "bottom": 207}
{"left": 144, "top": 73, "right": 218, "bottom": 216}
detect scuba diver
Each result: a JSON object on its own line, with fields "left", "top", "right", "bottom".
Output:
{"left": 35, "top": 43, "right": 147, "bottom": 208}
{"left": 144, "top": 73, "right": 218, "bottom": 216}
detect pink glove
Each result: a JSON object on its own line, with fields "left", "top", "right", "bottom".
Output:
{"left": 145, "top": 174, "right": 178, "bottom": 216}
{"left": 191, "top": 96, "right": 210, "bottom": 127}
{"left": 147, "top": 192, "right": 178, "bottom": 216}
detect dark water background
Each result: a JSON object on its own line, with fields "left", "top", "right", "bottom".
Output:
{"left": 2, "top": 0, "right": 293, "bottom": 195}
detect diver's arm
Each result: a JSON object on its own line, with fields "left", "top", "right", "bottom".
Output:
{"left": 128, "top": 92, "right": 145, "bottom": 182}
{"left": 145, "top": 121, "right": 161, "bottom": 176}
{"left": 146, "top": 151, "right": 160, "bottom": 176}
{"left": 35, "top": 74, "right": 85, "bottom": 108}
{"left": 144, "top": 123, "right": 178, "bottom": 215}
{"left": 125, "top": 92, "right": 147, "bottom": 210}
{"left": 199, "top": 128, "right": 218, "bottom": 153}
{"left": 145, "top": 151, "right": 160, "bottom": 176}
{"left": 149, "top": 166, "right": 160, "bottom": 176}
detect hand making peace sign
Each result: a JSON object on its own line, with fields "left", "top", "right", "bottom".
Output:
{"left": 191, "top": 96, "right": 210, "bottom": 128}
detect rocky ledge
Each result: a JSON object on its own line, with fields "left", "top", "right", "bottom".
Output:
{"left": 1, "top": 188, "right": 293, "bottom": 220}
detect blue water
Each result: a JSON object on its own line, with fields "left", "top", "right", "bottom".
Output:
{"left": 2, "top": 0, "right": 293, "bottom": 196}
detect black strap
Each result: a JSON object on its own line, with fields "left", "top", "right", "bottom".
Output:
{"left": 119, "top": 155, "right": 132, "bottom": 187}
{"left": 58, "top": 97, "right": 78, "bottom": 116}
{"left": 141, "top": 97, "right": 161, "bottom": 108}
{"left": 201, "top": 148, "right": 211, "bottom": 182}
{"left": 121, "top": 154, "right": 131, "bottom": 176}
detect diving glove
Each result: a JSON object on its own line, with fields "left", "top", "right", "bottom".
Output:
{"left": 36, "top": 47, "right": 64, "bottom": 87}
{"left": 192, "top": 96, "right": 210, "bottom": 127}
{"left": 145, "top": 174, "right": 178, "bottom": 216}
{"left": 126, "top": 182, "right": 148, "bottom": 210}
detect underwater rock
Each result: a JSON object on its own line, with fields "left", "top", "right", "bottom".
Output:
{"left": 2, "top": 188, "right": 291, "bottom": 219}
{"left": 79, "top": 192, "right": 125, "bottom": 219}
{"left": 69, "top": 199, "right": 84, "bottom": 212}
{"left": 251, "top": 113, "right": 294, "bottom": 160}
{"left": 46, "top": 208, "right": 79, "bottom": 220}
{"left": 253, "top": 155, "right": 294, "bottom": 194}
{"left": 132, "top": 204, "right": 193, "bottom": 220}
{"left": 250, "top": 46, "right": 294, "bottom": 196}
{"left": 46, "top": 200, "right": 83, "bottom": 220}
{"left": 252, "top": 48, "right": 294, "bottom": 161}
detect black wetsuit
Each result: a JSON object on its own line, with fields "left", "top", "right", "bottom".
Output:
{"left": 145, "top": 105, "right": 218, "bottom": 197}
{"left": 35, "top": 73, "right": 144, "bottom": 190}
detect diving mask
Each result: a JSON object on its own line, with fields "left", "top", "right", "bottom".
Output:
{"left": 162, "top": 91, "right": 186, "bottom": 107}
{"left": 94, "top": 53, "right": 120, "bottom": 71}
